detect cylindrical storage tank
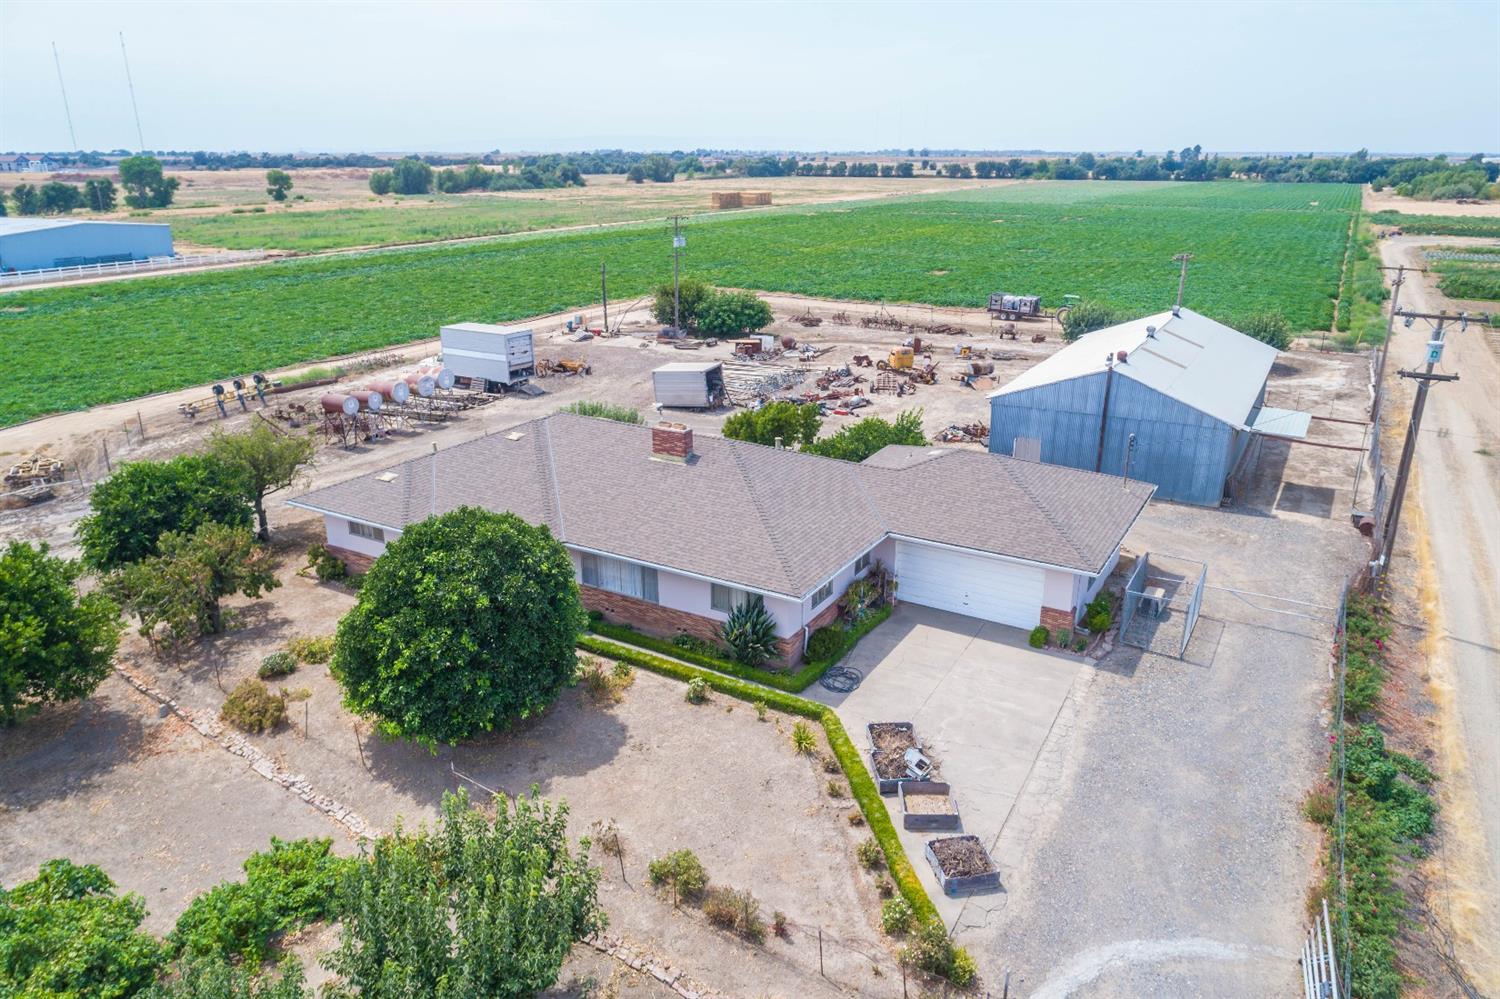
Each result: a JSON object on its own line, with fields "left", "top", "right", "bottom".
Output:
{"left": 403, "top": 373, "right": 437, "bottom": 398}
{"left": 422, "top": 366, "right": 456, "bottom": 391}
{"left": 322, "top": 393, "right": 360, "bottom": 416}
{"left": 368, "top": 379, "right": 410, "bottom": 405}
{"left": 349, "top": 390, "right": 383, "bottom": 413}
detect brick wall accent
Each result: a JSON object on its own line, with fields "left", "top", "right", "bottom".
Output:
{"left": 1039, "top": 606, "right": 1075, "bottom": 634}
{"left": 582, "top": 584, "right": 801, "bottom": 667}
{"left": 328, "top": 545, "right": 376, "bottom": 574}
{"left": 651, "top": 422, "right": 694, "bottom": 461}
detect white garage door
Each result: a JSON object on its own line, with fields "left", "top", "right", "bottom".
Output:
{"left": 895, "top": 541, "right": 1046, "bottom": 629}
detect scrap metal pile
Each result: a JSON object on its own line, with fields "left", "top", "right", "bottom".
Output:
{"left": 937, "top": 422, "right": 990, "bottom": 445}
{"left": 721, "top": 361, "right": 807, "bottom": 407}
{"left": 859, "top": 307, "right": 968, "bottom": 338}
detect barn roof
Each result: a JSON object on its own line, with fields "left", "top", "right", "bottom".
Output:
{"left": 989, "top": 307, "right": 1278, "bottom": 429}
{"left": 0, "top": 218, "right": 170, "bottom": 236}
{"left": 288, "top": 414, "right": 1153, "bottom": 596}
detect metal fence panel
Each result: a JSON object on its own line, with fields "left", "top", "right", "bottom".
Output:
{"left": 1118, "top": 551, "right": 1150, "bottom": 641}
{"left": 1181, "top": 561, "right": 1208, "bottom": 658}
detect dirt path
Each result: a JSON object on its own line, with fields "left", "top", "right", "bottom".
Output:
{"left": 1379, "top": 234, "right": 1500, "bottom": 986}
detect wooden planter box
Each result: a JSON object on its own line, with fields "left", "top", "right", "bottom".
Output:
{"left": 924, "top": 835, "right": 1000, "bottom": 896}
{"left": 898, "top": 781, "right": 960, "bottom": 831}
{"left": 867, "top": 721, "right": 916, "bottom": 796}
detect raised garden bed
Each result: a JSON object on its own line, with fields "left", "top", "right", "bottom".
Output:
{"left": 868, "top": 721, "right": 917, "bottom": 795}
{"left": 898, "top": 781, "right": 960, "bottom": 832}
{"left": 924, "top": 835, "right": 1000, "bottom": 896}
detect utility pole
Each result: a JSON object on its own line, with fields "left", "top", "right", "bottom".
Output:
{"left": 600, "top": 262, "right": 609, "bottom": 334}
{"left": 670, "top": 216, "right": 686, "bottom": 333}
{"left": 51, "top": 43, "right": 77, "bottom": 151}
{"left": 1370, "top": 308, "right": 1486, "bottom": 585}
{"left": 1371, "top": 265, "right": 1423, "bottom": 419}
{"left": 1172, "top": 252, "right": 1193, "bottom": 312}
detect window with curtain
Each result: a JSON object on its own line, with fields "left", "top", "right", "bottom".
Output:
{"left": 811, "top": 580, "right": 834, "bottom": 607}
{"left": 348, "top": 520, "right": 385, "bottom": 542}
{"left": 710, "top": 583, "right": 752, "bottom": 613}
{"left": 580, "top": 552, "right": 659, "bottom": 603}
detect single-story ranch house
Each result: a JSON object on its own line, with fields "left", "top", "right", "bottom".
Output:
{"left": 288, "top": 414, "right": 1154, "bottom": 664}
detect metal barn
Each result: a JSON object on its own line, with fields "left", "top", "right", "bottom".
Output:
{"left": 0, "top": 219, "right": 174, "bottom": 272}
{"left": 987, "top": 308, "right": 1283, "bottom": 506}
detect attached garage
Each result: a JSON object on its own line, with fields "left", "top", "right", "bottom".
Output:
{"left": 894, "top": 540, "right": 1046, "bottom": 629}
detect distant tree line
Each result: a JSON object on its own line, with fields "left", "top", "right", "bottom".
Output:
{"left": 367, "top": 158, "right": 586, "bottom": 196}
{"left": 2, "top": 154, "right": 179, "bottom": 216}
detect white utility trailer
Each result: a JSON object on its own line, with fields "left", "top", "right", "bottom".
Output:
{"left": 439, "top": 323, "right": 536, "bottom": 392}
{"left": 652, "top": 361, "right": 726, "bottom": 409}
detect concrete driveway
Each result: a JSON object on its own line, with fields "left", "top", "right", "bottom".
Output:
{"left": 810, "top": 603, "right": 1088, "bottom": 922}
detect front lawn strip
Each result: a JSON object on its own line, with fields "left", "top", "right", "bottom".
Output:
{"left": 576, "top": 634, "right": 938, "bottom": 925}
{"left": 587, "top": 605, "right": 892, "bottom": 694}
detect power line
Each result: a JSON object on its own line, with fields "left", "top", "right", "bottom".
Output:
{"left": 51, "top": 42, "right": 77, "bottom": 151}
{"left": 119, "top": 32, "right": 145, "bottom": 152}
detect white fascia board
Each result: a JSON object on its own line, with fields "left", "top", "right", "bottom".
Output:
{"left": 284, "top": 498, "right": 405, "bottom": 536}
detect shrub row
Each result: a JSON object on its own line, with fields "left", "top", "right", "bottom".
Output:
{"left": 576, "top": 634, "right": 937, "bottom": 924}
{"left": 587, "top": 605, "right": 891, "bottom": 694}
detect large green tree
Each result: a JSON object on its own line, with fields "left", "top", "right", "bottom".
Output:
{"left": 84, "top": 177, "right": 117, "bottom": 212}
{"left": 79, "top": 454, "right": 251, "bottom": 571}
{"left": 206, "top": 423, "right": 316, "bottom": 540}
{"left": 695, "top": 290, "right": 773, "bottom": 337}
{"left": 10, "top": 183, "right": 41, "bottom": 216}
{"left": 388, "top": 158, "right": 433, "bottom": 195}
{"left": 0, "top": 542, "right": 120, "bottom": 726}
{"left": 106, "top": 523, "right": 280, "bottom": 644}
{"left": 264, "top": 169, "right": 294, "bottom": 202}
{"left": 325, "top": 789, "right": 604, "bottom": 999}
{"left": 803, "top": 409, "right": 926, "bottom": 462}
{"left": 721, "top": 400, "right": 821, "bottom": 449}
{"left": 649, "top": 276, "right": 712, "bottom": 330}
{"left": 0, "top": 859, "right": 165, "bottom": 998}
{"left": 118, "top": 155, "right": 179, "bottom": 208}
{"left": 39, "top": 182, "right": 84, "bottom": 214}
{"left": 331, "top": 507, "right": 584, "bottom": 747}
{"left": 1059, "top": 300, "right": 1122, "bottom": 342}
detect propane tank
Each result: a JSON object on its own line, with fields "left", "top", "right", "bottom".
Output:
{"left": 349, "top": 390, "right": 383, "bottom": 413}
{"left": 369, "top": 379, "right": 411, "bottom": 406}
{"left": 403, "top": 372, "right": 437, "bottom": 398}
{"left": 321, "top": 394, "right": 360, "bottom": 416}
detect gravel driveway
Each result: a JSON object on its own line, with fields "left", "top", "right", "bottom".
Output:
{"left": 976, "top": 499, "right": 1366, "bottom": 997}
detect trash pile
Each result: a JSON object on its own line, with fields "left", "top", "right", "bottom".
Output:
{"left": 937, "top": 423, "right": 990, "bottom": 445}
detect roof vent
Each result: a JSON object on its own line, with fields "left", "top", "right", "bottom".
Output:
{"left": 1171, "top": 305, "right": 1181, "bottom": 318}
{"left": 505, "top": 431, "right": 525, "bottom": 441}
{"left": 1145, "top": 325, "right": 1157, "bottom": 337}
{"left": 376, "top": 471, "right": 398, "bottom": 483}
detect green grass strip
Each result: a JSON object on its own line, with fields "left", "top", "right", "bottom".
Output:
{"left": 577, "top": 634, "right": 937, "bottom": 923}
{"left": 588, "top": 606, "right": 892, "bottom": 694}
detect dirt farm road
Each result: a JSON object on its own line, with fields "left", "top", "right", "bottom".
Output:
{"left": 1381, "top": 234, "right": 1500, "bottom": 982}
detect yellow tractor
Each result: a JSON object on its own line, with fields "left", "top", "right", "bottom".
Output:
{"left": 877, "top": 346, "right": 914, "bottom": 371}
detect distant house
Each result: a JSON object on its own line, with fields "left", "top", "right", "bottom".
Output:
{"left": 988, "top": 307, "right": 1290, "bottom": 506}
{"left": 0, "top": 153, "right": 59, "bottom": 173}
{"left": 288, "top": 414, "right": 1154, "bottom": 661}
{"left": 0, "top": 219, "right": 174, "bottom": 272}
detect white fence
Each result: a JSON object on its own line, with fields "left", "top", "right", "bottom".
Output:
{"left": 0, "top": 249, "right": 268, "bottom": 288}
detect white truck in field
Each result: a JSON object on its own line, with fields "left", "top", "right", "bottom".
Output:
{"left": 439, "top": 323, "right": 536, "bottom": 392}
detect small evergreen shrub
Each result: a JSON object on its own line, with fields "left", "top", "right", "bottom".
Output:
{"left": 221, "top": 680, "right": 285, "bottom": 733}
{"left": 857, "top": 837, "right": 885, "bottom": 870}
{"left": 806, "top": 625, "right": 846, "bottom": 662}
{"left": 286, "top": 634, "right": 334, "bottom": 664}
{"left": 257, "top": 651, "right": 296, "bottom": 679}
{"left": 647, "top": 849, "right": 707, "bottom": 904}
{"left": 1028, "top": 626, "right": 1049, "bottom": 648}
{"left": 790, "top": 720, "right": 816, "bottom": 754}
{"left": 305, "top": 544, "right": 347, "bottom": 582}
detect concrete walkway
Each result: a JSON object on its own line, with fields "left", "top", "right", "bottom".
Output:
{"left": 809, "top": 604, "right": 1088, "bottom": 924}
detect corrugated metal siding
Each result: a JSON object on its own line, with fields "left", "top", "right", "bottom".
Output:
{"left": 989, "top": 371, "right": 1240, "bottom": 506}
{"left": 0, "top": 222, "right": 173, "bottom": 271}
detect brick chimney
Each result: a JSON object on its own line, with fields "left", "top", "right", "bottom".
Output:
{"left": 651, "top": 421, "right": 694, "bottom": 462}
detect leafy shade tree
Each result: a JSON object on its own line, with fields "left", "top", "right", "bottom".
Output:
{"left": 1060, "top": 300, "right": 1122, "bottom": 342}
{"left": 10, "top": 182, "right": 41, "bottom": 216}
{"left": 325, "top": 788, "right": 605, "bottom": 999}
{"left": 803, "top": 409, "right": 926, "bottom": 462}
{"left": 265, "top": 169, "right": 294, "bottom": 202}
{"left": 0, "top": 542, "right": 120, "bottom": 726}
{"left": 367, "top": 170, "right": 393, "bottom": 195}
{"left": 625, "top": 165, "right": 646, "bottom": 184}
{"left": 1237, "top": 311, "right": 1293, "bottom": 350}
{"left": 719, "top": 596, "right": 780, "bottom": 668}
{"left": 79, "top": 454, "right": 252, "bottom": 571}
{"left": 139, "top": 956, "right": 309, "bottom": 999}
{"left": 721, "top": 400, "right": 821, "bottom": 450}
{"left": 389, "top": 157, "right": 433, "bottom": 195}
{"left": 0, "top": 858, "right": 165, "bottom": 998}
{"left": 106, "top": 523, "right": 280, "bottom": 644}
{"left": 695, "top": 290, "right": 773, "bottom": 337}
{"left": 649, "top": 276, "right": 713, "bottom": 330}
{"left": 332, "top": 507, "right": 584, "bottom": 747}
{"left": 39, "top": 181, "right": 84, "bottom": 214}
{"left": 206, "top": 424, "right": 316, "bottom": 540}
{"left": 640, "top": 154, "right": 676, "bottom": 182}
{"left": 119, "top": 155, "right": 180, "bottom": 208}
{"left": 84, "top": 177, "right": 117, "bottom": 212}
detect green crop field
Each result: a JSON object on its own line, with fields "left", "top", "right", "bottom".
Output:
{"left": 1434, "top": 260, "right": 1500, "bottom": 302}
{"left": 0, "top": 181, "right": 1359, "bottom": 426}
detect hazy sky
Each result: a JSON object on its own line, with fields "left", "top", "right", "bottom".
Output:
{"left": 2, "top": 0, "right": 1497, "bottom": 155}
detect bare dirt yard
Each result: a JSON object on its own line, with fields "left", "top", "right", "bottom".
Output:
{"left": 1363, "top": 185, "right": 1500, "bottom": 218}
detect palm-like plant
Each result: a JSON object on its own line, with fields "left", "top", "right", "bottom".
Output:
{"left": 719, "top": 596, "right": 780, "bottom": 668}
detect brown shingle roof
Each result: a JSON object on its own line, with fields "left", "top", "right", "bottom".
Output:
{"left": 287, "top": 414, "right": 1152, "bottom": 595}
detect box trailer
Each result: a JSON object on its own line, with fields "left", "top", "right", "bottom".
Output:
{"left": 653, "top": 361, "right": 725, "bottom": 409}
{"left": 439, "top": 323, "right": 536, "bottom": 392}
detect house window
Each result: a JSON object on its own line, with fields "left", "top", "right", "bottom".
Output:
{"left": 580, "top": 553, "right": 659, "bottom": 603}
{"left": 348, "top": 520, "right": 385, "bottom": 542}
{"left": 711, "top": 583, "right": 752, "bottom": 613}
{"left": 854, "top": 550, "right": 873, "bottom": 574}
{"left": 811, "top": 580, "right": 834, "bottom": 607}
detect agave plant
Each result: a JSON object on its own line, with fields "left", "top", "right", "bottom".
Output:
{"left": 719, "top": 596, "right": 780, "bottom": 668}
